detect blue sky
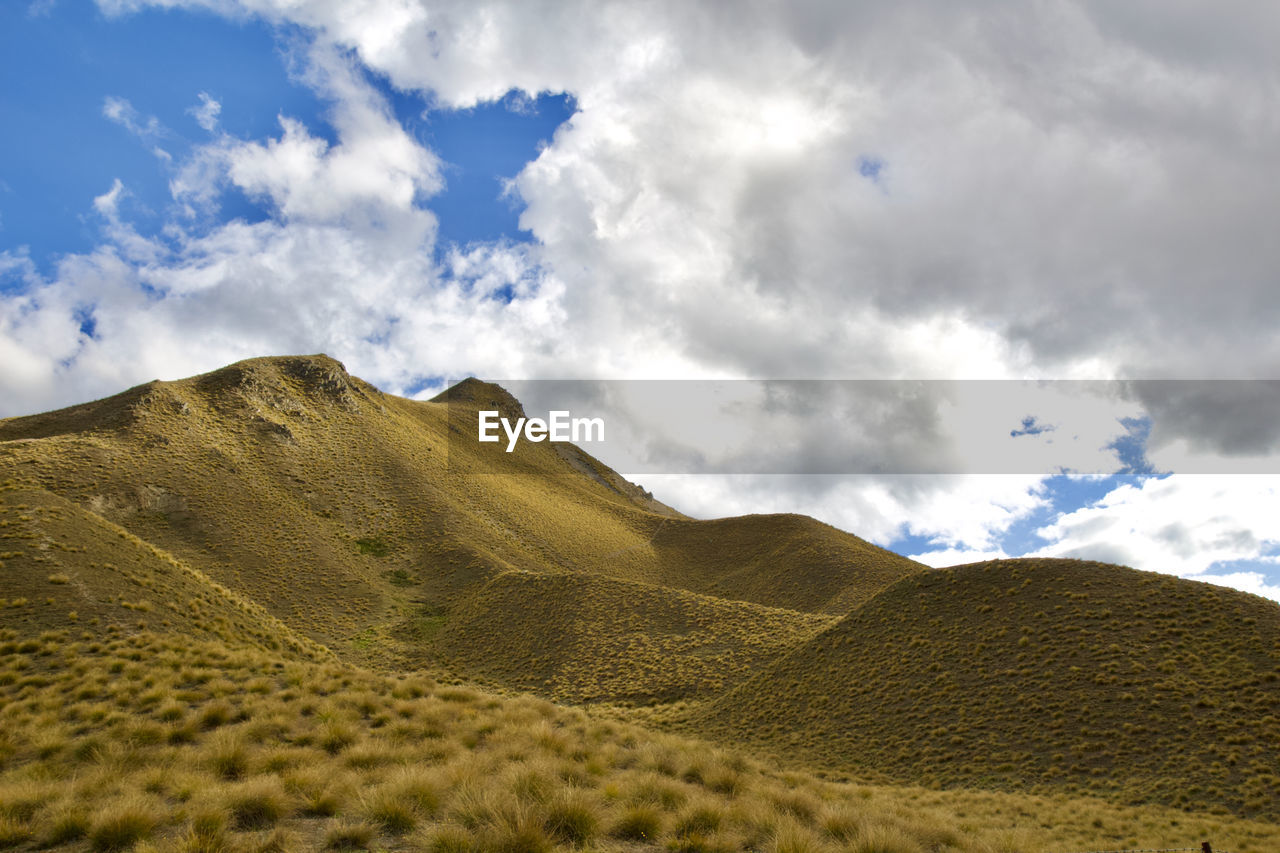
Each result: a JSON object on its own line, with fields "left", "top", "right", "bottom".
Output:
{"left": 1, "top": 0, "right": 1277, "bottom": 599}
{"left": 0, "top": 0, "right": 573, "bottom": 276}
{"left": 1, "top": 2, "right": 311, "bottom": 271}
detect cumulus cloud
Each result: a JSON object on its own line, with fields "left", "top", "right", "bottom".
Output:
{"left": 78, "top": 0, "right": 1280, "bottom": 384}
{"left": 4, "top": 0, "right": 1279, "bottom": 597}
{"left": 113, "top": 0, "right": 1280, "bottom": 382}
{"left": 1031, "top": 475, "right": 1280, "bottom": 578}
{"left": 1194, "top": 570, "right": 1280, "bottom": 603}
{"left": 1118, "top": 380, "right": 1280, "bottom": 474}
{"left": 0, "top": 42, "right": 565, "bottom": 416}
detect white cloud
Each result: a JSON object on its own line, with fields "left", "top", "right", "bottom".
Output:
{"left": 634, "top": 473, "right": 1047, "bottom": 560}
{"left": 136, "top": 0, "right": 1280, "bottom": 382}
{"left": 1031, "top": 475, "right": 1280, "bottom": 583}
{"left": 189, "top": 92, "right": 222, "bottom": 131}
{"left": 80, "top": 0, "right": 1280, "bottom": 387}
{"left": 92, "top": 178, "right": 126, "bottom": 218}
{"left": 1194, "top": 570, "right": 1280, "bottom": 603}
{"left": 102, "top": 95, "right": 170, "bottom": 160}
{"left": 908, "top": 546, "right": 1010, "bottom": 569}
{"left": 0, "top": 44, "right": 565, "bottom": 417}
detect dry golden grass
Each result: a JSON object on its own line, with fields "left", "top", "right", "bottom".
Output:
{"left": 645, "top": 513, "right": 923, "bottom": 615}
{"left": 699, "top": 558, "right": 1280, "bottom": 821}
{"left": 2, "top": 629, "right": 1276, "bottom": 853}
{"left": 0, "top": 484, "right": 329, "bottom": 662}
{"left": 437, "top": 569, "right": 833, "bottom": 704}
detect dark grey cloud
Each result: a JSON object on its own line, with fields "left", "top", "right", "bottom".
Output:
{"left": 1123, "top": 380, "right": 1280, "bottom": 459}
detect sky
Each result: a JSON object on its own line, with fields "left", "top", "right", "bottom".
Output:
{"left": 2, "top": 0, "right": 1278, "bottom": 600}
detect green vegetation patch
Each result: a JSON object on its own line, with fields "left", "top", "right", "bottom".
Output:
{"left": 354, "top": 536, "right": 390, "bottom": 557}
{"left": 385, "top": 568, "right": 414, "bottom": 587}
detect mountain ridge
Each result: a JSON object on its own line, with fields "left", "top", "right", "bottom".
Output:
{"left": 0, "top": 353, "right": 923, "bottom": 661}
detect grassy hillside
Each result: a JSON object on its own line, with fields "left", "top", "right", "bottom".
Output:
{"left": 5, "top": 355, "right": 1280, "bottom": 843}
{"left": 647, "top": 514, "right": 922, "bottom": 615}
{"left": 4, "top": 629, "right": 1280, "bottom": 853}
{"left": 0, "top": 356, "right": 661, "bottom": 659}
{"left": 698, "top": 558, "right": 1280, "bottom": 821}
{"left": 0, "top": 483, "right": 328, "bottom": 662}
{"left": 0, "top": 355, "right": 921, "bottom": 669}
{"left": 435, "top": 569, "right": 834, "bottom": 705}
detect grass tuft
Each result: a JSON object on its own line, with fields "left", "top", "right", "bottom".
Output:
{"left": 850, "top": 824, "right": 924, "bottom": 853}
{"left": 541, "top": 791, "right": 599, "bottom": 846}
{"left": 207, "top": 732, "right": 250, "bottom": 780}
{"left": 362, "top": 790, "right": 417, "bottom": 835}
{"left": 423, "top": 823, "right": 476, "bottom": 853}
{"left": 324, "top": 819, "right": 376, "bottom": 850}
{"left": 224, "top": 776, "right": 291, "bottom": 830}
{"left": 87, "top": 797, "right": 159, "bottom": 852}
{"left": 42, "top": 805, "right": 90, "bottom": 846}
{"left": 611, "top": 804, "right": 662, "bottom": 841}
{"left": 0, "top": 817, "right": 32, "bottom": 850}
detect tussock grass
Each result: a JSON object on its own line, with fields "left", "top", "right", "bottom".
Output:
{"left": 848, "top": 823, "right": 924, "bottom": 853}
{"left": 323, "top": 819, "right": 376, "bottom": 850}
{"left": 438, "top": 569, "right": 834, "bottom": 705}
{"left": 6, "top": 631, "right": 1273, "bottom": 852}
{"left": 41, "top": 804, "right": 90, "bottom": 846}
{"left": 87, "top": 795, "right": 159, "bottom": 851}
{"left": 423, "top": 825, "right": 475, "bottom": 853}
{"left": 610, "top": 803, "right": 663, "bottom": 840}
{"left": 702, "top": 558, "right": 1280, "bottom": 820}
{"left": 541, "top": 790, "right": 600, "bottom": 846}
{"left": 222, "top": 776, "right": 292, "bottom": 830}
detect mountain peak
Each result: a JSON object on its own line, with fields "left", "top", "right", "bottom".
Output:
{"left": 192, "top": 354, "right": 373, "bottom": 413}
{"left": 431, "top": 377, "right": 526, "bottom": 421}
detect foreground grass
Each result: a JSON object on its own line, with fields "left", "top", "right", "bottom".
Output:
{"left": 3, "top": 630, "right": 1279, "bottom": 853}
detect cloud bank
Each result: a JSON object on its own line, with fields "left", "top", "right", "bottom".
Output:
{"left": 3, "top": 0, "right": 1278, "bottom": 595}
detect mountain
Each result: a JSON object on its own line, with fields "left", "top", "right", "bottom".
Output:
{"left": 0, "top": 354, "right": 921, "bottom": 675}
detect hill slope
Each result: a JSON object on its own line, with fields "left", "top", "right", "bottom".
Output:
{"left": 647, "top": 513, "right": 920, "bottom": 614}
{"left": 10, "top": 356, "right": 1280, "bottom": 828}
{"left": 0, "top": 483, "right": 328, "bottom": 661}
{"left": 435, "top": 569, "right": 834, "bottom": 705}
{"left": 698, "top": 558, "right": 1280, "bottom": 820}
{"left": 0, "top": 355, "right": 922, "bottom": 671}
